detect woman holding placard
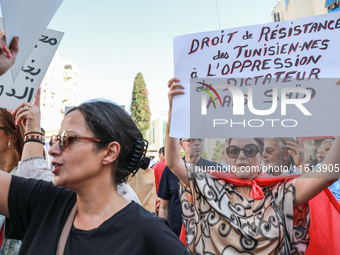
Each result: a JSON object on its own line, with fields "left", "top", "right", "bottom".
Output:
{"left": 166, "top": 77, "right": 340, "bottom": 254}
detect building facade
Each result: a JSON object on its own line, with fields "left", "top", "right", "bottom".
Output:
{"left": 145, "top": 111, "right": 168, "bottom": 160}
{"left": 40, "top": 51, "right": 81, "bottom": 137}
{"left": 272, "top": 0, "right": 338, "bottom": 22}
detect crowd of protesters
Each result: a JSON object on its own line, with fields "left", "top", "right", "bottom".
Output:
{"left": 1, "top": 31, "right": 340, "bottom": 255}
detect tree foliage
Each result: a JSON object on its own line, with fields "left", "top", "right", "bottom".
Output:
{"left": 212, "top": 140, "right": 223, "bottom": 161}
{"left": 201, "top": 151, "right": 208, "bottom": 160}
{"left": 130, "top": 72, "right": 151, "bottom": 136}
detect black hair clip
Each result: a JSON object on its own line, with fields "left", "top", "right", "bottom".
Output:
{"left": 127, "top": 139, "right": 150, "bottom": 176}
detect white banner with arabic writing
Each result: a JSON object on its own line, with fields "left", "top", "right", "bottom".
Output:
{"left": 0, "top": 19, "right": 64, "bottom": 110}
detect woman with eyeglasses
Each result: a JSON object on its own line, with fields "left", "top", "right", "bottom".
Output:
{"left": 166, "top": 77, "right": 340, "bottom": 255}
{"left": 0, "top": 99, "right": 189, "bottom": 255}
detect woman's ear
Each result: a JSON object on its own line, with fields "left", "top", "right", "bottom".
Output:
{"left": 102, "top": 141, "right": 120, "bottom": 165}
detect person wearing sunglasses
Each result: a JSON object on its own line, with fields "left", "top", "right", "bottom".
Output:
{"left": 263, "top": 137, "right": 305, "bottom": 176}
{"left": 12, "top": 92, "right": 141, "bottom": 205}
{"left": 166, "top": 77, "right": 340, "bottom": 255}
{"left": 224, "top": 139, "right": 264, "bottom": 179}
{"left": 0, "top": 99, "right": 189, "bottom": 255}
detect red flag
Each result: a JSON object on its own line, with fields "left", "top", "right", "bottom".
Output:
{"left": 179, "top": 224, "right": 187, "bottom": 246}
{"left": 306, "top": 188, "right": 340, "bottom": 254}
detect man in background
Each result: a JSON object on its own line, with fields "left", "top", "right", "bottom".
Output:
{"left": 263, "top": 137, "right": 304, "bottom": 176}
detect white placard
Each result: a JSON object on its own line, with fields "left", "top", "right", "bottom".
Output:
{"left": 0, "top": 0, "right": 63, "bottom": 81}
{"left": 172, "top": 12, "right": 340, "bottom": 138}
{"left": 0, "top": 19, "right": 64, "bottom": 110}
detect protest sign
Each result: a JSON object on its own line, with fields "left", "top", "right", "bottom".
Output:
{"left": 172, "top": 12, "right": 340, "bottom": 138}
{"left": 0, "top": 0, "right": 63, "bottom": 81}
{"left": 0, "top": 19, "right": 64, "bottom": 110}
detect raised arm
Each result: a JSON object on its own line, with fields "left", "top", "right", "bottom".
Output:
{"left": 10, "top": 87, "right": 44, "bottom": 160}
{"left": 165, "top": 78, "right": 189, "bottom": 186}
{"left": 295, "top": 136, "right": 340, "bottom": 207}
{"left": 0, "top": 171, "right": 12, "bottom": 217}
{"left": 9, "top": 88, "right": 54, "bottom": 181}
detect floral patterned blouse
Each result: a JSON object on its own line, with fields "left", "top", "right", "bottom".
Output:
{"left": 179, "top": 163, "right": 310, "bottom": 255}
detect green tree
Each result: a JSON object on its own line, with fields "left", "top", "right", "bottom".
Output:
{"left": 130, "top": 72, "right": 151, "bottom": 136}
{"left": 201, "top": 151, "right": 208, "bottom": 160}
{"left": 212, "top": 140, "right": 223, "bottom": 161}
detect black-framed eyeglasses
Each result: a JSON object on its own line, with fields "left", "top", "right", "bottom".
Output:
{"left": 50, "top": 130, "right": 102, "bottom": 151}
{"left": 0, "top": 126, "right": 8, "bottom": 131}
{"left": 226, "top": 144, "right": 260, "bottom": 158}
{"left": 181, "top": 138, "right": 204, "bottom": 143}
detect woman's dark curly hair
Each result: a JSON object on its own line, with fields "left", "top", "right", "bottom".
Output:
{"left": 66, "top": 100, "right": 145, "bottom": 185}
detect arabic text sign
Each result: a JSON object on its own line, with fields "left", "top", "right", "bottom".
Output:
{"left": 190, "top": 77, "right": 340, "bottom": 138}
{"left": 0, "top": 25, "right": 64, "bottom": 110}
{"left": 172, "top": 12, "right": 340, "bottom": 138}
{"left": 0, "top": 0, "right": 63, "bottom": 81}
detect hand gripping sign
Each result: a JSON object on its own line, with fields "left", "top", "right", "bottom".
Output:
{"left": 172, "top": 11, "right": 340, "bottom": 138}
